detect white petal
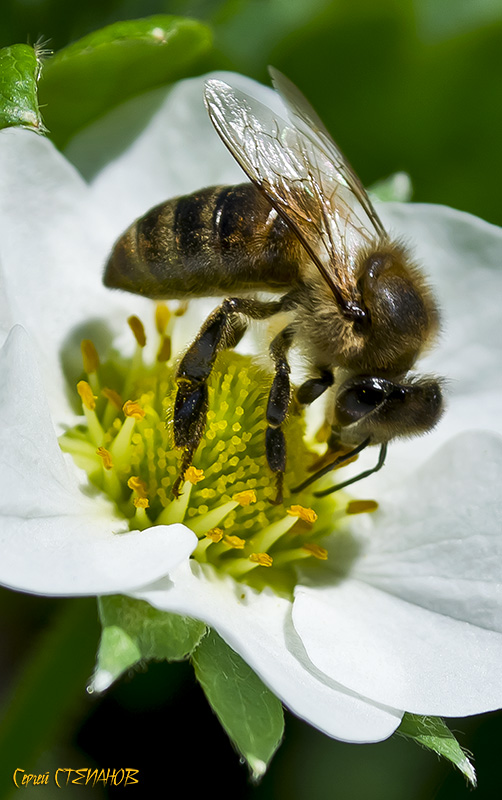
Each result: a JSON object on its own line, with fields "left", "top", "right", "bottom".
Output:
{"left": 354, "top": 431, "right": 502, "bottom": 625}
{"left": 134, "top": 560, "right": 402, "bottom": 743}
{"left": 0, "top": 326, "right": 197, "bottom": 594}
{"left": 293, "top": 579, "right": 502, "bottom": 717}
{"left": 0, "top": 129, "right": 137, "bottom": 424}
{"left": 294, "top": 431, "right": 502, "bottom": 716}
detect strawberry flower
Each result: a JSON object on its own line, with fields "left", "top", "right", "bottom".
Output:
{"left": 1, "top": 73, "right": 501, "bottom": 763}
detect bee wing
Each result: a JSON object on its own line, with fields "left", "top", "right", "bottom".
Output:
{"left": 269, "top": 67, "right": 387, "bottom": 242}
{"left": 204, "top": 75, "right": 387, "bottom": 310}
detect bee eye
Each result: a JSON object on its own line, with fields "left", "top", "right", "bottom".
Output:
{"left": 336, "top": 378, "right": 388, "bottom": 425}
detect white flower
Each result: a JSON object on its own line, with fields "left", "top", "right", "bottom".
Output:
{"left": 1, "top": 72, "right": 502, "bottom": 745}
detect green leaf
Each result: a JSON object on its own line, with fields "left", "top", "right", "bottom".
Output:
{"left": 0, "top": 598, "right": 98, "bottom": 786}
{"left": 94, "top": 595, "right": 206, "bottom": 688}
{"left": 398, "top": 713, "right": 476, "bottom": 787}
{"left": 414, "top": 0, "right": 502, "bottom": 41}
{"left": 192, "top": 629, "right": 284, "bottom": 781}
{"left": 0, "top": 44, "right": 46, "bottom": 134}
{"left": 39, "top": 16, "right": 212, "bottom": 148}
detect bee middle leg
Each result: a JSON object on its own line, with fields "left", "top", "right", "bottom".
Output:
{"left": 265, "top": 324, "right": 296, "bottom": 505}
{"left": 172, "top": 297, "right": 284, "bottom": 496}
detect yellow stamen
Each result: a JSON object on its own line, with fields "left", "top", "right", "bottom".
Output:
{"left": 81, "top": 339, "right": 100, "bottom": 374}
{"left": 302, "top": 543, "right": 328, "bottom": 560}
{"left": 110, "top": 416, "right": 137, "bottom": 465}
{"left": 192, "top": 527, "right": 224, "bottom": 561}
{"left": 102, "top": 387, "right": 122, "bottom": 409}
{"left": 185, "top": 466, "right": 205, "bottom": 485}
{"left": 127, "top": 475, "right": 148, "bottom": 497}
{"left": 226, "top": 551, "right": 274, "bottom": 577}
{"left": 155, "top": 479, "right": 195, "bottom": 525}
{"left": 96, "top": 446, "right": 113, "bottom": 470}
{"left": 133, "top": 503, "right": 150, "bottom": 531}
{"left": 251, "top": 514, "right": 299, "bottom": 552}
{"left": 346, "top": 499, "right": 379, "bottom": 514}
{"left": 224, "top": 534, "right": 246, "bottom": 549}
{"left": 206, "top": 527, "right": 224, "bottom": 543}
{"left": 155, "top": 303, "right": 171, "bottom": 334}
{"left": 188, "top": 499, "right": 241, "bottom": 536}
{"left": 174, "top": 301, "right": 188, "bottom": 316}
{"left": 287, "top": 505, "right": 318, "bottom": 524}
{"left": 133, "top": 496, "right": 149, "bottom": 509}
{"left": 233, "top": 490, "right": 256, "bottom": 507}
{"left": 157, "top": 337, "right": 171, "bottom": 362}
{"left": 128, "top": 315, "right": 146, "bottom": 347}
{"left": 249, "top": 553, "right": 273, "bottom": 567}
{"left": 77, "top": 380, "right": 97, "bottom": 411}
{"left": 123, "top": 400, "right": 145, "bottom": 420}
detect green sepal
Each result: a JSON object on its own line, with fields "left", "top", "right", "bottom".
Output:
{"left": 94, "top": 595, "right": 207, "bottom": 688}
{"left": 192, "top": 629, "right": 284, "bottom": 781}
{"left": 398, "top": 713, "right": 476, "bottom": 787}
{"left": 39, "top": 16, "right": 212, "bottom": 148}
{"left": 0, "top": 44, "right": 46, "bottom": 134}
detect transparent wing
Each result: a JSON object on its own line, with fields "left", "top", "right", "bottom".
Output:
{"left": 204, "top": 74, "right": 388, "bottom": 309}
{"left": 269, "top": 67, "right": 387, "bottom": 243}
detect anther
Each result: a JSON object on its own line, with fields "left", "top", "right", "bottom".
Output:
{"left": 249, "top": 553, "right": 273, "bottom": 567}
{"left": 133, "top": 497, "right": 149, "bottom": 509}
{"left": 81, "top": 339, "right": 100, "bottom": 374}
{"left": 123, "top": 400, "right": 145, "bottom": 420}
{"left": 155, "top": 303, "right": 171, "bottom": 334}
{"left": 157, "top": 337, "right": 171, "bottom": 363}
{"left": 185, "top": 466, "right": 205, "bottom": 485}
{"left": 346, "top": 499, "right": 379, "bottom": 514}
{"left": 128, "top": 315, "right": 146, "bottom": 347}
{"left": 127, "top": 476, "right": 148, "bottom": 497}
{"left": 287, "top": 505, "right": 317, "bottom": 524}
{"left": 96, "top": 446, "right": 113, "bottom": 470}
{"left": 206, "top": 527, "right": 224, "bottom": 543}
{"left": 102, "top": 387, "right": 122, "bottom": 409}
{"left": 77, "top": 380, "right": 97, "bottom": 411}
{"left": 302, "top": 543, "right": 328, "bottom": 560}
{"left": 233, "top": 490, "right": 256, "bottom": 506}
{"left": 224, "top": 534, "right": 246, "bottom": 549}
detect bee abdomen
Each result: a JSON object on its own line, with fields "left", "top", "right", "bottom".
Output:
{"left": 104, "top": 184, "right": 302, "bottom": 299}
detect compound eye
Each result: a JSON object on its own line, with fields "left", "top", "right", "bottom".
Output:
{"left": 336, "top": 378, "right": 389, "bottom": 426}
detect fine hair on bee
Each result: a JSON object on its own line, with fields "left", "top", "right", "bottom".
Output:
{"left": 104, "top": 68, "right": 444, "bottom": 504}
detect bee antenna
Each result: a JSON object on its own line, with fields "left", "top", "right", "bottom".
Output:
{"left": 291, "top": 438, "right": 371, "bottom": 494}
{"left": 312, "top": 442, "right": 387, "bottom": 498}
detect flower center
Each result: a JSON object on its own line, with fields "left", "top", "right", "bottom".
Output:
{"left": 60, "top": 304, "right": 377, "bottom": 595}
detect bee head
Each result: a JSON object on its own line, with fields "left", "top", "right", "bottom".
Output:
{"left": 334, "top": 374, "right": 444, "bottom": 445}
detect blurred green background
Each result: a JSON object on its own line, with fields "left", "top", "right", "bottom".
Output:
{"left": 1, "top": 0, "right": 502, "bottom": 797}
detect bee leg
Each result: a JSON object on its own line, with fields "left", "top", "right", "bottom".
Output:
{"left": 266, "top": 325, "right": 295, "bottom": 505}
{"left": 172, "top": 297, "right": 284, "bottom": 495}
{"left": 296, "top": 369, "right": 334, "bottom": 406}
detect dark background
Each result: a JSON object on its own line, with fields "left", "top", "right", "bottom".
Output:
{"left": 1, "top": 1, "right": 502, "bottom": 797}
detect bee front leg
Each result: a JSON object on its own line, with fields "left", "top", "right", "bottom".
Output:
{"left": 266, "top": 325, "right": 295, "bottom": 505}
{"left": 172, "top": 297, "right": 284, "bottom": 496}
{"left": 296, "top": 370, "right": 334, "bottom": 406}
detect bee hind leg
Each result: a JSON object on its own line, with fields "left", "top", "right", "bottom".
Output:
{"left": 172, "top": 297, "right": 284, "bottom": 496}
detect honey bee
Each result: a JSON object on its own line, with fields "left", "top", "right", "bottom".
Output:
{"left": 104, "top": 68, "right": 444, "bottom": 503}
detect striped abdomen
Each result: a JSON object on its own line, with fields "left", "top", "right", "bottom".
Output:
{"left": 104, "top": 183, "right": 303, "bottom": 298}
